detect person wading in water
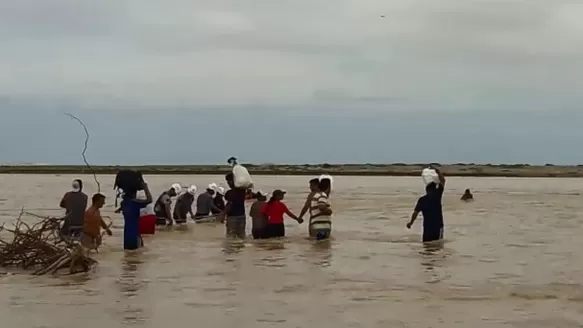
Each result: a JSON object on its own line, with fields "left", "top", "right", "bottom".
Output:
{"left": 261, "top": 190, "right": 303, "bottom": 238}
{"left": 461, "top": 189, "right": 474, "bottom": 202}
{"left": 154, "top": 184, "right": 181, "bottom": 226}
{"left": 307, "top": 180, "right": 333, "bottom": 240}
{"left": 407, "top": 167, "right": 446, "bottom": 243}
{"left": 195, "top": 184, "right": 222, "bottom": 220}
{"left": 223, "top": 173, "right": 247, "bottom": 239}
{"left": 59, "top": 179, "right": 88, "bottom": 238}
{"left": 249, "top": 191, "right": 268, "bottom": 239}
{"left": 212, "top": 187, "right": 226, "bottom": 214}
{"left": 82, "top": 193, "right": 112, "bottom": 249}
{"left": 298, "top": 178, "right": 321, "bottom": 221}
{"left": 173, "top": 185, "right": 197, "bottom": 224}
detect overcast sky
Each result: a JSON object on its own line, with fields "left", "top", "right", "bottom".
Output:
{"left": 1, "top": 0, "right": 583, "bottom": 165}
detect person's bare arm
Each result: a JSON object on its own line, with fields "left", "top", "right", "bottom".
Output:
{"left": 298, "top": 193, "right": 314, "bottom": 219}
{"left": 188, "top": 203, "right": 195, "bottom": 218}
{"left": 407, "top": 211, "right": 420, "bottom": 229}
{"left": 100, "top": 218, "right": 112, "bottom": 235}
{"left": 433, "top": 167, "right": 446, "bottom": 186}
{"left": 284, "top": 207, "right": 303, "bottom": 223}
{"left": 133, "top": 182, "right": 153, "bottom": 204}
{"left": 407, "top": 198, "right": 423, "bottom": 228}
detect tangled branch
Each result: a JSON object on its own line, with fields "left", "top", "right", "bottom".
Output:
{"left": 0, "top": 211, "right": 97, "bottom": 275}
{"left": 64, "top": 113, "right": 101, "bottom": 192}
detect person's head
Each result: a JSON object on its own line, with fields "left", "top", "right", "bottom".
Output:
{"left": 255, "top": 190, "right": 268, "bottom": 201}
{"left": 72, "top": 179, "right": 83, "bottom": 192}
{"left": 425, "top": 182, "right": 437, "bottom": 194}
{"left": 464, "top": 188, "right": 471, "bottom": 195}
{"left": 268, "top": 189, "right": 286, "bottom": 204}
{"left": 319, "top": 178, "right": 331, "bottom": 194}
{"left": 309, "top": 178, "right": 320, "bottom": 192}
{"left": 217, "top": 187, "right": 225, "bottom": 196}
{"left": 92, "top": 193, "right": 106, "bottom": 208}
{"left": 169, "top": 183, "right": 181, "bottom": 197}
{"left": 225, "top": 173, "right": 235, "bottom": 188}
{"left": 187, "top": 185, "right": 197, "bottom": 196}
{"left": 206, "top": 183, "right": 216, "bottom": 195}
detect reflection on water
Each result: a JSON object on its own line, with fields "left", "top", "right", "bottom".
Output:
{"left": 1, "top": 174, "right": 583, "bottom": 327}
{"left": 118, "top": 253, "right": 146, "bottom": 324}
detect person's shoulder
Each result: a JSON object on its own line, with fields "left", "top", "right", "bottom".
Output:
{"left": 315, "top": 192, "right": 328, "bottom": 199}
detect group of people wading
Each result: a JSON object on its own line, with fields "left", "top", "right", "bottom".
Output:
{"left": 58, "top": 165, "right": 472, "bottom": 252}
{"left": 58, "top": 173, "right": 334, "bottom": 251}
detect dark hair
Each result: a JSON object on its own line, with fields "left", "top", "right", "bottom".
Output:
{"left": 225, "top": 173, "right": 234, "bottom": 182}
{"left": 319, "top": 178, "right": 331, "bottom": 191}
{"left": 74, "top": 179, "right": 83, "bottom": 191}
{"left": 256, "top": 194, "right": 267, "bottom": 201}
{"left": 92, "top": 193, "right": 106, "bottom": 203}
{"left": 309, "top": 178, "right": 319, "bottom": 185}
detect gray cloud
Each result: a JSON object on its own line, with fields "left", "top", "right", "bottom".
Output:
{"left": 1, "top": 0, "right": 582, "bottom": 111}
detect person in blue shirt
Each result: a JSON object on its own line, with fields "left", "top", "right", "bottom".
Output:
{"left": 119, "top": 180, "right": 153, "bottom": 250}
{"left": 407, "top": 167, "right": 446, "bottom": 243}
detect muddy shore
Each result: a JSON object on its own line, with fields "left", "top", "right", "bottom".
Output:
{"left": 1, "top": 163, "right": 582, "bottom": 177}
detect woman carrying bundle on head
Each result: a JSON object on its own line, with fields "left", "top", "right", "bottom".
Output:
{"left": 114, "top": 170, "right": 153, "bottom": 250}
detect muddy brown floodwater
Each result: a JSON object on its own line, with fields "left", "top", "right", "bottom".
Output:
{"left": 0, "top": 174, "right": 583, "bottom": 327}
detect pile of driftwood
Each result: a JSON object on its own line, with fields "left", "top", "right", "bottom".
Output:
{"left": 0, "top": 211, "right": 97, "bottom": 275}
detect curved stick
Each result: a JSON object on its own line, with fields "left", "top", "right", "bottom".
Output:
{"left": 64, "top": 113, "right": 101, "bottom": 192}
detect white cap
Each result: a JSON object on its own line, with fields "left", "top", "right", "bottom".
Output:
{"left": 187, "top": 185, "right": 197, "bottom": 195}
{"left": 217, "top": 187, "right": 225, "bottom": 195}
{"left": 171, "top": 183, "right": 182, "bottom": 194}
{"left": 208, "top": 183, "right": 218, "bottom": 191}
{"left": 256, "top": 190, "right": 268, "bottom": 197}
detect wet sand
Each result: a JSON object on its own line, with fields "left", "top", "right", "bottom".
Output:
{"left": 1, "top": 174, "right": 583, "bottom": 327}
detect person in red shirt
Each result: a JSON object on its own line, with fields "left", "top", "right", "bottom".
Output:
{"left": 261, "top": 189, "right": 303, "bottom": 238}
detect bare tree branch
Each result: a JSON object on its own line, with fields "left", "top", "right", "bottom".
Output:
{"left": 64, "top": 113, "right": 101, "bottom": 193}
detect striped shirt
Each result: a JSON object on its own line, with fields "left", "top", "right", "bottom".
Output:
{"left": 309, "top": 192, "right": 331, "bottom": 229}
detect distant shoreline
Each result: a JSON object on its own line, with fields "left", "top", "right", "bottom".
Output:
{"left": 1, "top": 164, "right": 583, "bottom": 178}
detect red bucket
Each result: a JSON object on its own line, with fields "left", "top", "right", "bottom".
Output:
{"left": 139, "top": 205, "right": 156, "bottom": 235}
{"left": 139, "top": 214, "right": 156, "bottom": 235}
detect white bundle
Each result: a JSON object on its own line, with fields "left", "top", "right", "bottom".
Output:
{"left": 228, "top": 157, "right": 253, "bottom": 188}
{"left": 421, "top": 168, "right": 440, "bottom": 186}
